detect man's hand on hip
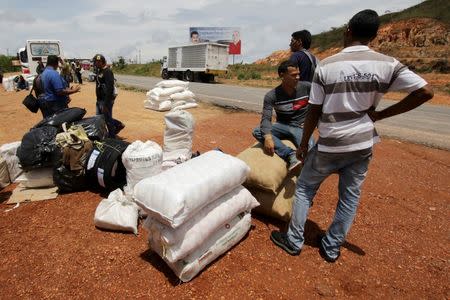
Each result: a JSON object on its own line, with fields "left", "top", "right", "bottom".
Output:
{"left": 264, "top": 135, "right": 275, "bottom": 156}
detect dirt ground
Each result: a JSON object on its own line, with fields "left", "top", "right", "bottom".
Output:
{"left": 0, "top": 82, "right": 449, "bottom": 299}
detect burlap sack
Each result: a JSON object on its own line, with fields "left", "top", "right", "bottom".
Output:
{"left": 237, "top": 140, "right": 296, "bottom": 193}
{"left": 247, "top": 175, "right": 297, "bottom": 222}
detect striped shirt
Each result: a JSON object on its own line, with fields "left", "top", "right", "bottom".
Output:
{"left": 310, "top": 45, "right": 427, "bottom": 153}
{"left": 260, "top": 82, "right": 311, "bottom": 135}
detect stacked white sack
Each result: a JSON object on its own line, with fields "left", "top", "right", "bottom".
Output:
{"left": 133, "top": 150, "right": 250, "bottom": 228}
{"left": 143, "top": 186, "right": 259, "bottom": 262}
{"left": 121, "top": 140, "right": 163, "bottom": 189}
{"left": 149, "top": 212, "right": 252, "bottom": 282}
{"left": 136, "top": 150, "right": 256, "bottom": 282}
{"left": 162, "top": 110, "right": 195, "bottom": 170}
{"left": 144, "top": 80, "right": 198, "bottom": 111}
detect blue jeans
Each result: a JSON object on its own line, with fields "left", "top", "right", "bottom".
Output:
{"left": 252, "top": 122, "right": 314, "bottom": 161}
{"left": 286, "top": 145, "right": 372, "bottom": 260}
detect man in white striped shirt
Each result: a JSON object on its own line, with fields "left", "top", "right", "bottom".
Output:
{"left": 270, "top": 9, "right": 434, "bottom": 261}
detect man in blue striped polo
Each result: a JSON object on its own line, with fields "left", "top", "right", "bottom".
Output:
{"left": 270, "top": 9, "right": 434, "bottom": 262}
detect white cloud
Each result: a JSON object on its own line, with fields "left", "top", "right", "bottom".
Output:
{"left": 0, "top": 0, "right": 422, "bottom": 63}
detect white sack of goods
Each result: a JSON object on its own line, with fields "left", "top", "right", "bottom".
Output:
{"left": 121, "top": 140, "right": 163, "bottom": 189}
{"left": 148, "top": 212, "right": 252, "bottom": 282}
{"left": 169, "top": 90, "right": 196, "bottom": 102}
{"left": 155, "top": 79, "right": 189, "bottom": 89}
{"left": 144, "top": 99, "right": 172, "bottom": 111}
{"left": 94, "top": 188, "right": 139, "bottom": 234}
{"left": 162, "top": 110, "right": 195, "bottom": 167}
{"left": 134, "top": 150, "right": 250, "bottom": 228}
{"left": 171, "top": 103, "right": 198, "bottom": 111}
{"left": 15, "top": 168, "right": 55, "bottom": 188}
{"left": 143, "top": 186, "right": 259, "bottom": 262}
{"left": 0, "top": 141, "right": 23, "bottom": 182}
{"left": 149, "top": 86, "right": 186, "bottom": 97}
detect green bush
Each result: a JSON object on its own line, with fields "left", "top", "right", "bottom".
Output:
{"left": 0, "top": 55, "right": 21, "bottom": 73}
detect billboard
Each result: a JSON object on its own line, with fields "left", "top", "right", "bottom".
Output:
{"left": 189, "top": 27, "right": 241, "bottom": 55}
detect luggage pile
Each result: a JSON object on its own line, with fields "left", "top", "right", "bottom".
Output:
{"left": 237, "top": 141, "right": 300, "bottom": 222}
{"left": 144, "top": 80, "right": 198, "bottom": 111}
{"left": 134, "top": 150, "right": 258, "bottom": 282}
{"left": 0, "top": 108, "right": 129, "bottom": 193}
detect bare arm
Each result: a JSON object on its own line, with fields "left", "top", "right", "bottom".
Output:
{"left": 368, "top": 85, "right": 434, "bottom": 122}
{"left": 296, "top": 104, "right": 322, "bottom": 162}
{"left": 56, "top": 85, "right": 81, "bottom": 96}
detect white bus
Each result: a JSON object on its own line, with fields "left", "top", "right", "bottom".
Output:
{"left": 17, "top": 40, "right": 63, "bottom": 76}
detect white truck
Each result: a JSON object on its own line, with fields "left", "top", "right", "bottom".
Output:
{"left": 161, "top": 42, "right": 228, "bottom": 82}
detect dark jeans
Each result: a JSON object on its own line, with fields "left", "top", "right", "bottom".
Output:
{"left": 96, "top": 100, "right": 121, "bottom": 138}
{"left": 76, "top": 72, "right": 82, "bottom": 84}
{"left": 38, "top": 99, "right": 69, "bottom": 118}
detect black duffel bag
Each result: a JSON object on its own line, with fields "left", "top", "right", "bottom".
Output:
{"left": 86, "top": 138, "right": 129, "bottom": 191}
{"left": 72, "top": 115, "right": 108, "bottom": 141}
{"left": 17, "top": 126, "right": 61, "bottom": 170}
{"left": 34, "top": 107, "right": 87, "bottom": 130}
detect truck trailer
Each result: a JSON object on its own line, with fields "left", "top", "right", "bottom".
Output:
{"left": 161, "top": 42, "right": 228, "bottom": 82}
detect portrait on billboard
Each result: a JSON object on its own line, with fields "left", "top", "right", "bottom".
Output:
{"left": 189, "top": 27, "right": 241, "bottom": 55}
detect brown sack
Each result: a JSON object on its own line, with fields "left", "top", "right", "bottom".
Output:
{"left": 247, "top": 175, "right": 297, "bottom": 222}
{"left": 237, "top": 140, "right": 296, "bottom": 194}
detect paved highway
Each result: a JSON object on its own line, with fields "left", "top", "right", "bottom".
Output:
{"left": 116, "top": 74, "right": 450, "bottom": 150}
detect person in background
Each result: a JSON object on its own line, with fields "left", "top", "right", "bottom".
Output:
{"left": 36, "top": 60, "right": 45, "bottom": 75}
{"left": 270, "top": 9, "right": 434, "bottom": 263}
{"left": 252, "top": 60, "right": 315, "bottom": 173}
{"left": 75, "top": 60, "right": 83, "bottom": 84}
{"left": 93, "top": 54, "right": 124, "bottom": 137}
{"left": 39, "top": 55, "right": 80, "bottom": 118}
{"left": 15, "top": 75, "right": 29, "bottom": 91}
{"left": 289, "top": 30, "right": 318, "bottom": 83}
{"left": 60, "top": 60, "right": 72, "bottom": 85}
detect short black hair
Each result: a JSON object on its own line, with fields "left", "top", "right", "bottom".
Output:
{"left": 348, "top": 9, "right": 380, "bottom": 41}
{"left": 291, "top": 30, "right": 312, "bottom": 49}
{"left": 47, "top": 55, "right": 59, "bottom": 67}
{"left": 278, "top": 60, "right": 298, "bottom": 76}
{"left": 191, "top": 30, "right": 199, "bottom": 37}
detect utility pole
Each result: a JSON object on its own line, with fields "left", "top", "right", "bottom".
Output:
{"left": 139, "top": 49, "right": 141, "bottom": 64}
{"left": 6, "top": 48, "right": 9, "bottom": 56}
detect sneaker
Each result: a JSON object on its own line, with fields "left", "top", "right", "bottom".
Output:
{"left": 270, "top": 231, "right": 301, "bottom": 256}
{"left": 288, "top": 154, "right": 302, "bottom": 172}
{"left": 317, "top": 235, "right": 340, "bottom": 263}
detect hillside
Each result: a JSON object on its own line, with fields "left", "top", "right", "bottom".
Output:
{"left": 255, "top": 0, "right": 449, "bottom": 72}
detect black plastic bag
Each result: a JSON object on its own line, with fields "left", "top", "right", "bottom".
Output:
{"left": 22, "top": 91, "right": 39, "bottom": 113}
{"left": 17, "top": 126, "right": 61, "bottom": 170}
{"left": 34, "top": 107, "right": 87, "bottom": 129}
{"left": 72, "top": 115, "right": 108, "bottom": 141}
{"left": 53, "top": 164, "right": 88, "bottom": 193}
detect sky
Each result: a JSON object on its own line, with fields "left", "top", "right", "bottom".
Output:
{"left": 0, "top": 0, "right": 423, "bottom": 63}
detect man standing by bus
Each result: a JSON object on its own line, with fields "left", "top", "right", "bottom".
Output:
{"left": 39, "top": 55, "right": 80, "bottom": 118}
